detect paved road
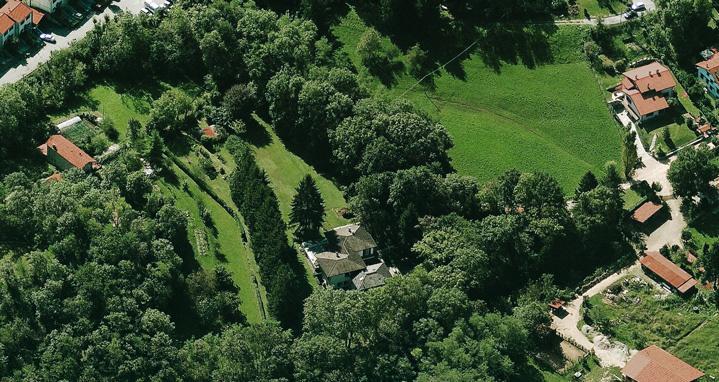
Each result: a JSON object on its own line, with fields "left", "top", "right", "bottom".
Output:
{"left": 0, "top": 0, "right": 144, "bottom": 85}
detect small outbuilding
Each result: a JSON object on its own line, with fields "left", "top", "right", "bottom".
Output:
{"left": 640, "top": 251, "right": 698, "bottom": 295}
{"left": 622, "top": 345, "right": 703, "bottom": 382}
{"left": 631, "top": 201, "right": 664, "bottom": 224}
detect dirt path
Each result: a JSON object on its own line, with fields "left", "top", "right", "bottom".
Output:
{"left": 551, "top": 262, "right": 641, "bottom": 361}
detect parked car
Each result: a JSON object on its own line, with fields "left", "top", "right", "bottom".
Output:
{"left": 631, "top": 2, "right": 646, "bottom": 11}
{"left": 623, "top": 10, "right": 637, "bottom": 19}
{"left": 93, "top": 3, "right": 104, "bottom": 12}
{"left": 39, "top": 33, "right": 56, "bottom": 43}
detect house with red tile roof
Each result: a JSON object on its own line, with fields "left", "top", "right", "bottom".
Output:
{"left": 38, "top": 135, "right": 101, "bottom": 172}
{"left": 640, "top": 251, "right": 698, "bottom": 295}
{"left": 697, "top": 48, "right": 719, "bottom": 98}
{"left": 622, "top": 345, "right": 703, "bottom": 382}
{"left": 619, "top": 62, "right": 677, "bottom": 123}
{"left": 0, "top": 0, "right": 44, "bottom": 46}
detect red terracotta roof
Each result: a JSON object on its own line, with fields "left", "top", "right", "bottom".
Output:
{"left": 625, "top": 88, "right": 671, "bottom": 116}
{"left": 622, "top": 62, "right": 677, "bottom": 93}
{"left": 0, "top": 13, "right": 13, "bottom": 34}
{"left": 30, "top": 8, "right": 43, "bottom": 25}
{"left": 686, "top": 251, "right": 698, "bottom": 264}
{"left": 0, "top": 1, "right": 44, "bottom": 27}
{"left": 548, "top": 299, "right": 564, "bottom": 309}
{"left": 622, "top": 345, "right": 704, "bottom": 382}
{"left": 3, "top": 1, "right": 43, "bottom": 26}
{"left": 640, "top": 251, "right": 697, "bottom": 294}
{"left": 202, "top": 126, "right": 217, "bottom": 138}
{"left": 38, "top": 135, "right": 98, "bottom": 170}
{"left": 631, "top": 201, "right": 664, "bottom": 223}
{"left": 696, "top": 52, "right": 719, "bottom": 74}
{"left": 698, "top": 123, "right": 713, "bottom": 134}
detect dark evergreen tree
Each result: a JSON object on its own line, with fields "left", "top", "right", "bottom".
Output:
{"left": 289, "top": 175, "right": 325, "bottom": 241}
{"left": 575, "top": 170, "right": 599, "bottom": 197}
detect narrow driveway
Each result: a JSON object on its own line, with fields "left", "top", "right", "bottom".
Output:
{"left": 629, "top": 122, "right": 674, "bottom": 197}
{"left": 551, "top": 262, "right": 641, "bottom": 363}
{"left": 0, "top": 0, "right": 144, "bottom": 85}
{"left": 645, "top": 198, "right": 686, "bottom": 251}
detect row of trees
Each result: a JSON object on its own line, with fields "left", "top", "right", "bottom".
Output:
{"left": 226, "top": 137, "right": 311, "bottom": 329}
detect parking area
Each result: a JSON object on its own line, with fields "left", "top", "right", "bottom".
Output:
{"left": 0, "top": 0, "right": 144, "bottom": 85}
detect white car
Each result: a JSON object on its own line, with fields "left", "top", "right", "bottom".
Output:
{"left": 631, "top": 2, "right": 646, "bottom": 11}
{"left": 39, "top": 33, "right": 55, "bottom": 43}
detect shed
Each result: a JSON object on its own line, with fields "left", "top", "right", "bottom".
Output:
{"left": 640, "top": 252, "right": 698, "bottom": 294}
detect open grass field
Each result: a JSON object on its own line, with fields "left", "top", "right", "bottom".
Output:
{"left": 158, "top": 160, "right": 268, "bottom": 323}
{"left": 583, "top": 276, "right": 718, "bottom": 378}
{"left": 576, "top": 0, "right": 626, "bottom": 17}
{"left": 333, "top": 12, "right": 624, "bottom": 193}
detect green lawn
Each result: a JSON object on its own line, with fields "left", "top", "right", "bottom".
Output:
{"left": 158, "top": 160, "right": 268, "bottom": 323}
{"left": 677, "top": 82, "right": 701, "bottom": 117}
{"left": 576, "top": 0, "right": 626, "bottom": 17}
{"left": 645, "top": 123, "right": 698, "bottom": 154}
{"left": 52, "top": 84, "right": 153, "bottom": 140}
{"left": 334, "top": 13, "right": 623, "bottom": 193}
{"left": 250, "top": 119, "right": 350, "bottom": 231}
{"left": 247, "top": 118, "right": 350, "bottom": 287}
{"left": 623, "top": 188, "right": 644, "bottom": 210}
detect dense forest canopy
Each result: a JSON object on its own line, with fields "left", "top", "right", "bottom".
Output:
{"left": 0, "top": 0, "right": 702, "bottom": 380}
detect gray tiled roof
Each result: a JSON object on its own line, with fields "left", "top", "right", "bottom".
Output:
{"left": 352, "top": 262, "right": 391, "bottom": 290}
{"left": 325, "top": 223, "right": 377, "bottom": 255}
{"left": 315, "top": 251, "right": 366, "bottom": 277}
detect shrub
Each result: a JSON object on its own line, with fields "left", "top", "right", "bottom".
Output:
{"left": 199, "top": 157, "right": 216, "bottom": 179}
{"left": 599, "top": 54, "right": 615, "bottom": 74}
{"left": 100, "top": 118, "right": 119, "bottom": 141}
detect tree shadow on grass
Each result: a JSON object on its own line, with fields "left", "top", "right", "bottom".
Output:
{"left": 368, "top": 58, "right": 406, "bottom": 87}
{"left": 474, "top": 24, "right": 557, "bottom": 73}
{"left": 244, "top": 116, "right": 272, "bottom": 148}
{"left": 689, "top": 210, "right": 719, "bottom": 239}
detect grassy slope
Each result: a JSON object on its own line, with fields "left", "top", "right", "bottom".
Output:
{"left": 334, "top": 13, "right": 623, "bottom": 193}
{"left": 54, "top": 84, "right": 268, "bottom": 322}
{"left": 251, "top": 122, "right": 350, "bottom": 231}
{"left": 51, "top": 84, "right": 154, "bottom": 140}
{"left": 158, "top": 161, "right": 267, "bottom": 323}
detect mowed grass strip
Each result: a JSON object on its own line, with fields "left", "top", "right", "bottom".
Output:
{"left": 334, "top": 12, "right": 623, "bottom": 193}
{"left": 158, "top": 161, "right": 267, "bottom": 323}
